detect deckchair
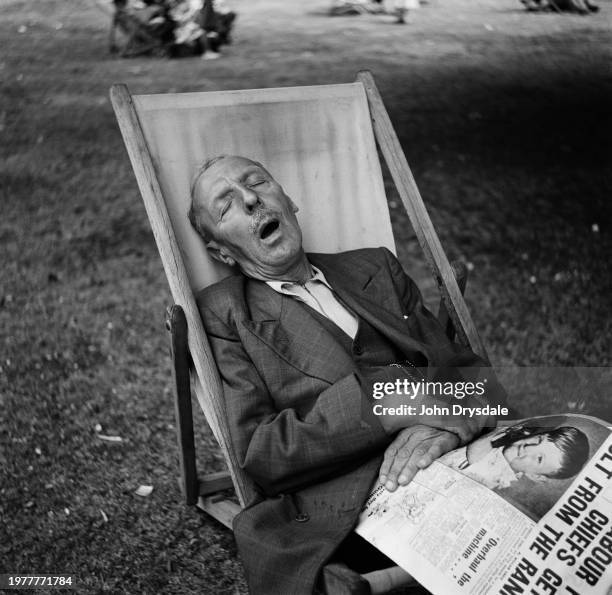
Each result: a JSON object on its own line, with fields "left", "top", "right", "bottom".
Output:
{"left": 110, "top": 71, "right": 489, "bottom": 593}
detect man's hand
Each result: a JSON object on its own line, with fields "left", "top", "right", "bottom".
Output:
{"left": 377, "top": 390, "right": 492, "bottom": 444}
{"left": 379, "top": 425, "right": 459, "bottom": 491}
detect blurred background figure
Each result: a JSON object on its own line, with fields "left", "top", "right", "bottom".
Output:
{"left": 520, "top": 0, "right": 598, "bottom": 13}
{"left": 328, "top": 0, "right": 386, "bottom": 16}
{"left": 198, "top": 0, "right": 237, "bottom": 59}
{"left": 169, "top": 0, "right": 205, "bottom": 55}
{"left": 329, "top": 0, "right": 425, "bottom": 19}
{"left": 110, "top": 0, "right": 176, "bottom": 56}
{"left": 109, "top": 0, "right": 236, "bottom": 58}
{"left": 384, "top": 0, "right": 420, "bottom": 23}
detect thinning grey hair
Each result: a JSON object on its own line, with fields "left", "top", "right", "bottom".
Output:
{"left": 187, "top": 155, "right": 228, "bottom": 242}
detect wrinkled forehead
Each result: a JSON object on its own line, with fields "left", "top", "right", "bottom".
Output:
{"left": 196, "top": 156, "right": 267, "bottom": 202}
{"left": 208, "top": 155, "right": 263, "bottom": 178}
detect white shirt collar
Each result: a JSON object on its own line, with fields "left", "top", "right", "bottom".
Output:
{"left": 265, "top": 264, "right": 332, "bottom": 293}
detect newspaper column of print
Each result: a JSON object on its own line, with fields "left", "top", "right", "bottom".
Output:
{"left": 497, "top": 435, "right": 612, "bottom": 595}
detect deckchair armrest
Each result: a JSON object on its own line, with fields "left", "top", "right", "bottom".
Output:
{"left": 437, "top": 260, "right": 468, "bottom": 341}
{"left": 166, "top": 305, "right": 238, "bottom": 509}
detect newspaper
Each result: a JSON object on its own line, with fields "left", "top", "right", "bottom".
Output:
{"left": 356, "top": 414, "right": 612, "bottom": 594}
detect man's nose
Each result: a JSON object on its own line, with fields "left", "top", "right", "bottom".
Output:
{"left": 237, "top": 184, "right": 259, "bottom": 211}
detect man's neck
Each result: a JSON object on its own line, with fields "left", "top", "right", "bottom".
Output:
{"left": 243, "top": 252, "right": 313, "bottom": 284}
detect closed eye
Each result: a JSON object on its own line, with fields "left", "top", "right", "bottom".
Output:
{"left": 219, "top": 198, "right": 232, "bottom": 220}
{"left": 248, "top": 179, "right": 266, "bottom": 188}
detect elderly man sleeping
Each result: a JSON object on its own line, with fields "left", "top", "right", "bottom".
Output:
{"left": 189, "top": 155, "right": 507, "bottom": 595}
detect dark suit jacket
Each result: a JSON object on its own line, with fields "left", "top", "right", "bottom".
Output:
{"left": 197, "top": 247, "right": 502, "bottom": 594}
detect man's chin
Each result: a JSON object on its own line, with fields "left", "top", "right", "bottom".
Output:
{"left": 258, "top": 237, "right": 301, "bottom": 260}
{"left": 239, "top": 246, "right": 304, "bottom": 279}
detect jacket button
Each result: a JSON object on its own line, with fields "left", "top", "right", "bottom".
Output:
{"left": 294, "top": 513, "right": 310, "bottom": 523}
{"left": 353, "top": 343, "right": 363, "bottom": 356}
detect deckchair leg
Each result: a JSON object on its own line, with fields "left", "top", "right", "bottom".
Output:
{"left": 438, "top": 260, "right": 468, "bottom": 341}
{"left": 166, "top": 304, "right": 199, "bottom": 506}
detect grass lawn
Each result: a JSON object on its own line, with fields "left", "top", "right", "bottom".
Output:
{"left": 1, "top": 0, "right": 610, "bottom": 592}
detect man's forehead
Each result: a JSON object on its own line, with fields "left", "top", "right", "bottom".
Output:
{"left": 196, "top": 157, "right": 264, "bottom": 199}
{"left": 205, "top": 156, "right": 265, "bottom": 182}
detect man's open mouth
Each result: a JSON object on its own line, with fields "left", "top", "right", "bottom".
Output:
{"left": 259, "top": 219, "right": 280, "bottom": 240}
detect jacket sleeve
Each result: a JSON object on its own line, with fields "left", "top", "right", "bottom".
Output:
{"left": 380, "top": 247, "right": 508, "bottom": 411}
{"left": 200, "top": 303, "right": 391, "bottom": 496}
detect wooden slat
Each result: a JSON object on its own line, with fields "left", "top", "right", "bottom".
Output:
{"left": 357, "top": 71, "right": 490, "bottom": 363}
{"left": 198, "top": 470, "right": 234, "bottom": 496}
{"left": 197, "top": 496, "right": 241, "bottom": 530}
{"left": 438, "top": 260, "right": 468, "bottom": 341}
{"left": 110, "top": 84, "right": 257, "bottom": 506}
{"left": 135, "top": 81, "right": 376, "bottom": 110}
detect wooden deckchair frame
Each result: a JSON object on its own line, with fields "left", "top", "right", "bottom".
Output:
{"left": 110, "top": 70, "right": 489, "bottom": 590}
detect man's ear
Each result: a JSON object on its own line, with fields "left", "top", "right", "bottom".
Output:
{"left": 206, "top": 240, "right": 236, "bottom": 267}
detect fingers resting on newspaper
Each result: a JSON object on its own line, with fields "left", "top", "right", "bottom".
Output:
{"left": 429, "top": 414, "right": 485, "bottom": 444}
{"left": 374, "top": 389, "right": 494, "bottom": 443}
{"left": 379, "top": 425, "right": 459, "bottom": 491}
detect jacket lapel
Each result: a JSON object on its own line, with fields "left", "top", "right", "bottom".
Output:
{"left": 242, "top": 281, "right": 355, "bottom": 384}
{"left": 241, "top": 250, "right": 433, "bottom": 379}
{"left": 310, "top": 252, "right": 432, "bottom": 363}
